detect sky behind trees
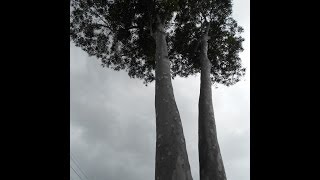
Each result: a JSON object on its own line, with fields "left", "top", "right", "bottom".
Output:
{"left": 70, "top": 0, "right": 249, "bottom": 180}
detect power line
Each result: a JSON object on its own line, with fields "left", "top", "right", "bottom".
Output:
{"left": 71, "top": 164, "right": 86, "bottom": 180}
{"left": 70, "top": 153, "right": 90, "bottom": 180}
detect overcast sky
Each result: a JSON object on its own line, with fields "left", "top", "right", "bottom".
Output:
{"left": 70, "top": 0, "right": 250, "bottom": 180}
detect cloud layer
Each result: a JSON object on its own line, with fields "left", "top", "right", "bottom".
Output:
{"left": 70, "top": 1, "right": 249, "bottom": 180}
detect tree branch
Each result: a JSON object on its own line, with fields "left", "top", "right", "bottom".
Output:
{"left": 88, "top": 1, "right": 111, "bottom": 29}
{"left": 209, "top": 6, "right": 215, "bottom": 22}
{"left": 200, "top": 9, "right": 208, "bottom": 23}
{"left": 205, "top": 21, "right": 211, "bottom": 35}
{"left": 125, "top": 26, "right": 139, "bottom": 30}
{"left": 148, "top": 10, "right": 154, "bottom": 37}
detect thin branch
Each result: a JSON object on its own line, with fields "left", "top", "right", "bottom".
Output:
{"left": 199, "top": 12, "right": 204, "bottom": 25}
{"left": 200, "top": 11, "right": 206, "bottom": 23}
{"left": 92, "top": 10, "right": 110, "bottom": 28}
{"left": 209, "top": 6, "right": 215, "bottom": 22}
{"left": 156, "top": 14, "right": 161, "bottom": 25}
{"left": 89, "top": 1, "right": 111, "bottom": 29}
{"left": 205, "top": 21, "right": 211, "bottom": 35}
{"left": 92, "top": 23, "right": 110, "bottom": 28}
{"left": 148, "top": 10, "right": 154, "bottom": 37}
{"left": 125, "top": 26, "right": 139, "bottom": 30}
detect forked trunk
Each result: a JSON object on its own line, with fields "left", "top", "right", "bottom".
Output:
{"left": 154, "top": 22, "right": 193, "bottom": 180}
{"left": 198, "top": 33, "right": 227, "bottom": 180}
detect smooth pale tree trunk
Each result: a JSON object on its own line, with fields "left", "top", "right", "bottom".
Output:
{"left": 198, "top": 33, "right": 227, "bottom": 180}
{"left": 153, "top": 21, "right": 193, "bottom": 180}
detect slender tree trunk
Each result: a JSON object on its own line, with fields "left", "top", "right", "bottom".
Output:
{"left": 198, "top": 33, "right": 227, "bottom": 180}
{"left": 153, "top": 21, "right": 193, "bottom": 180}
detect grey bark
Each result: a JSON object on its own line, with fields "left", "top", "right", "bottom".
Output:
{"left": 153, "top": 21, "right": 193, "bottom": 180}
{"left": 198, "top": 31, "right": 227, "bottom": 180}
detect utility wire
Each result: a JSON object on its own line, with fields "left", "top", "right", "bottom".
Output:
{"left": 70, "top": 153, "right": 90, "bottom": 180}
{"left": 71, "top": 164, "right": 86, "bottom": 180}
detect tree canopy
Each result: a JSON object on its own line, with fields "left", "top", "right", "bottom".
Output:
{"left": 70, "top": 0, "right": 180, "bottom": 85}
{"left": 170, "top": 0, "right": 245, "bottom": 86}
{"left": 70, "top": 0, "right": 245, "bottom": 86}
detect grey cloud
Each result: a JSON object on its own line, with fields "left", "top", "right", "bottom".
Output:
{"left": 71, "top": 47, "right": 157, "bottom": 180}
{"left": 70, "top": 0, "right": 249, "bottom": 180}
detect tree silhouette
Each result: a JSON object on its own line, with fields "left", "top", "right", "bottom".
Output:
{"left": 171, "top": 0, "right": 245, "bottom": 180}
{"left": 70, "top": 0, "right": 193, "bottom": 179}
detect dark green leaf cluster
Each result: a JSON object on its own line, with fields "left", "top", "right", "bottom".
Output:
{"left": 70, "top": 0, "right": 245, "bottom": 87}
{"left": 71, "top": 0, "right": 180, "bottom": 85}
{"left": 171, "top": 0, "right": 246, "bottom": 86}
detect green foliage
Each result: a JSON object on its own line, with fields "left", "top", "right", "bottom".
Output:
{"left": 171, "top": 0, "right": 246, "bottom": 86}
{"left": 70, "top": 0, "right": 245, "bottom": 87}
{"left": 70, "top": 0, "right": 180, "bottom": 85}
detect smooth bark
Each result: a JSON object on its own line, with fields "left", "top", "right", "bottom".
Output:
{"left": 198, "top": 33, "right": 227, "bottom": 180}
{"left": 154, "top": 22, "right": 193, "bottom": 180}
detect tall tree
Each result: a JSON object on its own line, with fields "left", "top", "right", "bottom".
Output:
{"left": 70, "top": 0, "right": 193, "bottom": 179}
{"left": 171, "top": 0, "right": 245, "bottom": 180}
